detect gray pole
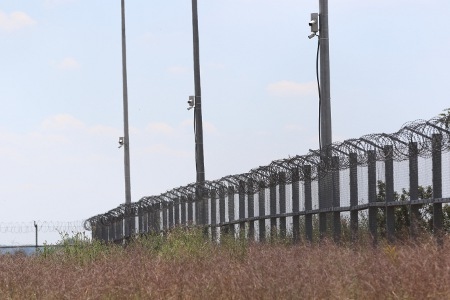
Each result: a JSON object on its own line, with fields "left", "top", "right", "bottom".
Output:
{"left": 121, "top": 0, "right": 132, "bottom": 205}
{"left": 319, "top": 0, "right": 332, "bottom": 148}
{"left": 191, "top": 0, "right": 205, "bottom": 184}
{"left": 34, "top": 221, "right": 38, "bottom": 248}
{"left": 318, "top": 0, "right": 333, "bottom": 238}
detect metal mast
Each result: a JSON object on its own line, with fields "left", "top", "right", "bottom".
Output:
{"left": 191, "top": 0, "right": 205, "bottom": 184}
{"left": 319, "top": 0, "right": 332, "bottom": 148}
{"left": 121, "top": 0, "right": 132, "bottom": 205}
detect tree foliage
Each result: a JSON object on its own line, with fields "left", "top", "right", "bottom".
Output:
{"left": 376, "top": 180, "right": 450, "bottom": 238}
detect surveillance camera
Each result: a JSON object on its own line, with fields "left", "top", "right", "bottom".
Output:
{"left": 309, "top": 20, "right": 316, "bottom": 26}
{"left": 187, "top": 95, "right": 195, "bottom": 110}
{"left": 308, "top": 33, "right": 316, "bottom": 39}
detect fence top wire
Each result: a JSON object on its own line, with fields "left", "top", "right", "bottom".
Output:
{"left": 85, "top": 113, "right": 450, "bottom": 229}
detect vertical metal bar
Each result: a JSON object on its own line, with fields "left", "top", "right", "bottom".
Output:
{"left": 203, "top": 189, "right": 209, "bottom": 227}
{"left": 125, "top": 205, "right": 135, "bottom": 239}
{"left": 304, "top": 165, "right": 313, "bottom": 242}
{"left": 191, "top": 0, "right": 206, "bottom": 184}
{"left": 368, "top": 150, "right": 378, "bottom": 246}
{"left": 258, "top": 181, "right": 266, "bottom": 242}
{"left": 155, "top": 203, "right": 161, "bottom": 233}
{"left": 239, "top": 180, "right": 246, "bottom": 236}
{"left": 319, "top": 0, "right": 333, "bottom": 241}
{"left": 174, "top": 198, "right": 180, "bottom": 226}
{"left": 384, "top": 145, "right": 395, "bottom": 243}
{"left": 270, "top": 175, "right": 277, "bottom": 237}
{"left": 219, "top": 188, "right": 226, "bottom": 238}
{"left": 319, "top": 0, "right": 332, "bottom": 151}
{"left": 318, "top": 163, "right": 327, "bottom": 239}
{"left": 120, "top": 0, "right": 131, "bottom": 241}
{"left": 162, "top": 202, "right": 168, "bottom": 231}
{"left": 409, "top": 142, "right": 419, "bottom": 238}
{"left": 148, "top": 206, "right": 154, "bottom": 233}
{"left": 228, "top": 186, "right": 235, "bottom": 237}
{"left": 105, "top": 223, "right": 114, "bottom": 243}
{"left": 332, "top": 156, "right": 341, "bottom": 243}
{"left": 143, "top": 207, "right": 148, "bottom": 234}
{"left": 248, "top": 179, "right": 255, "bottom": 241}
{"left": 210, "top": 189, "right": 217, "bottom": 242}
{"left": 181, "top": 196, "right": 187, "bottom": 226}
{"left": 279, "top": 172, "right": 287, "bottom": 238}
{"left": 432, "top": 134, "right": 443, "bottom": 246}
{"left": 188, "top": 194, "right": 194, "bottom": 225}
{"left": 137, "top": 206, "right": 143, "bottom": 234}
{"left": 292, "top": 168, "right": 300, "bottom": 243}
{"left": 349, "top": 152, "right": 358, "bottom": 242}
{"left": 34, "top": 221, "right": 38, "bottom": 248}
{"left": 168, "top": 200, "right": 174, "bottom": 229}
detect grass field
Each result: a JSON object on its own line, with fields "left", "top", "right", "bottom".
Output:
{"left": 0, "top": 229, "right": 449, "bottom": 299}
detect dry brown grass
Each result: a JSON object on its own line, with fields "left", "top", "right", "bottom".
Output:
{"left": 0, "top": 231, "right": 449, "bottom": 299}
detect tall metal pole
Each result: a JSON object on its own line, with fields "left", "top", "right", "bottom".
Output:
{"left": 121, "top": 0, "right": 132, "bottom": 205}
{"left": 191, "top": 0, "right": 206, "bottom": 184}
{"left": 34, "top": 221, "right": 38, "bottom": 248}
{"left": 319, "top": 0, "right": 332, "bottom": 148}
{"left": 191, "top": 0, "right": 206, "bottom": 227}
{"left": 318, "top": 0, "right": 333, "bottom": 238}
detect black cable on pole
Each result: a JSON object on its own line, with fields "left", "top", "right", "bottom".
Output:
{"left": 316, "top": 37, "right": 322, "bottom": 152}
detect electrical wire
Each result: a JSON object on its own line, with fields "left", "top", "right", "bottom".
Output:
{"left": 316, "top": 36, "right": 322, "bottom": 153}
{"left": 193, "top": 101, "right": 199, "bottom": 177}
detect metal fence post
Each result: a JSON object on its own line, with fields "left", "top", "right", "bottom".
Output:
{"left": 408, "top": 142, "right": 419, "bottom": 239}
{"left": 168, "top": 200, "right": 174, "bottom": 229}
{"left": 203, "top": 189, "right": 209, "bottom": 228}
{"left": 432, "top": 134, "right": 443, "bottom": 246}
{"left": 143, "top": 208, "right": 149, "bottom": 234}
{"left": 349, "top": 152, "right": 358, "bottom": 242}
{"left": 219, "top": 187, "right": 226, "bottom": 239}
{"left": 188, "top": 194, "right": 194, "bottom": 225}
{"left": 239, "top": 180, "right": 246, "bottom": 237}
{"left": 228, "top": 186, "right": 235, "bottom": 237}
{"left": 210, "top": 189, "right": 217, "bottom": 241}
{"left": 384, "top": 145, "right": 395, "bottom": 243}
{"left": 148, "top": 206, "right": 154, "bottom": 233}
{"left": 318, "top": 162, "right": 328, "bottom": 239}
{"left": 368, "top": 150, "right": 378, "bottom": 246}
{"left": 332, "top": 156, "right": 341, "bottom": 243}
{"left": 248, "top": 178, "right": 255, "bottom": 241}
{"left": 304, "top": 165, "right": 313, "bottom": 242}
{"left": 270, "top": 175, "right": 277, "bottom": 237}
{"left": 181, "top": 196, "right": 187, "bottom": 226}
{"left": 259, "top": 181, "right": 266, "bottom": 242}
{"left": 279, "top": 172, "right": 287, "bottom": 238}
{"left": 174, "top": 198, "right": 180, "bottom": 227}
{"left": 291, "top": 168, "right": 300, "bottom": 243}
{"left": 162, "top": 202, "right": 168, "bottom": 231}
{"left": 155, "top": 203, "right": 161, "bottom": 233}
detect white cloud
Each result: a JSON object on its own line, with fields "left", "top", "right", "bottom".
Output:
{"left": 267, "top": 81, "right": 317, "bottom": 98}
{"left": 146, "top": 122, "right": 175, "bottom": 135}
{"left": 0, "top": 11, "right": 36, "bottom": 32}
{"left": 41, "top": 114, "right": 85, "bottom": 131}
{"left": 54, "top": 57, "right": 80, "bottom": 70}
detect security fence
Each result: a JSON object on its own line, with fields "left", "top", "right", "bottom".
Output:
{"left": 85, "top": 113, "right": 450, "bottom": 244}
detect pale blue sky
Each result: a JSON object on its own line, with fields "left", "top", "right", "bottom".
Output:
{"left": 0, "top": 0, "right": 449, "bottom": 244}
